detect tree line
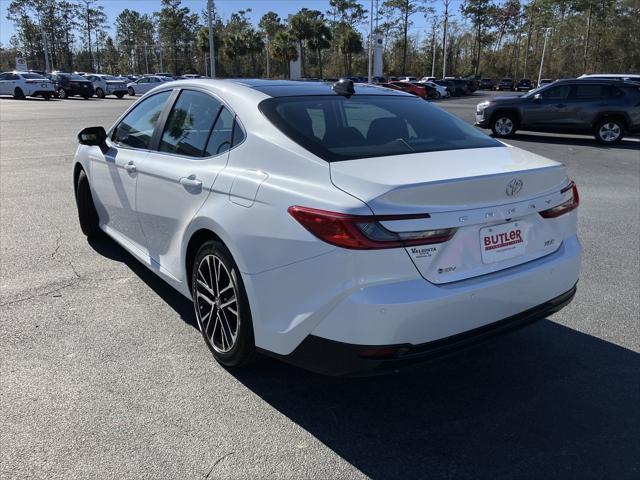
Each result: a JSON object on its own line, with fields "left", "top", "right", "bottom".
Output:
{"left": 1, "top": 0, "right": 638, "bottom": 80}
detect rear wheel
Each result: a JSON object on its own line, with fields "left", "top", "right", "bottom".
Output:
{"left": 13, "top": 87, "right": 25, "bottom": 99}
{"left": 75, "top": 169, "right": 102, "bottom": 238}
{"left": 115, "top": 92, "right": 125, "bottom": 99}
{"left": 191, "top": 240, "right": 257, "bottom": 368}
{"left": 83, "top": 95, "right": 90, "bottom": 100}
{"left": 58, "top": 88, "right": 67, "bottom": 99}
{"left": 96, "top": 87, "right": 105, "bottom": 98}
{"left": 43, "top": 93, "right": 51, "bottom": 100}
{"left": 128, "top": 87, "right": 135, "bottom": 96}
{"left": 491, "top": 113, "right": 517, "bottom": 138}
{"left": 595, "top": 118, "right": 624, "bottom": 144}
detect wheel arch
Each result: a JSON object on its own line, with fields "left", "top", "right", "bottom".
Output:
{"left": 489, "top": 108, "right": 521, "bottom": 126}
{"left": 73, "top": 162, "right": 84, "bottom": 200}
{"left": 594, "top": 112, "right": 629, "bottom": 131}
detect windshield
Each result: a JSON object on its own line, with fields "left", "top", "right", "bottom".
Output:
{"left": 260, "top": 95, "right": 501, "bottom": 162}
{"left": 103, "top": 75, "right": 118, "bottom": 80}
{"left": 21, "top": 73, "right": 46, "bottom": 79}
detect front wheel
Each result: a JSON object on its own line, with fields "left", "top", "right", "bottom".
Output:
{"left": 43, "top": 93, "right": 51, "bottom": 100}
{"left": 115, "top": 92, "right": 125, "bottom": 99}
{"left": 96, "top": 87, "right": 105, "bottom": 98}
{"left": 83, "top": 95, "right": 90, "bottom": 100}
{"left": 192, "top": 240, "right": 257, "bottom": 368}
{"left": 128, "top": 87, "right": 135, "bottom": 96}
{"left": 491, "top": 113, "right": 517, "bottom": 138}
{"left": 14, "top": 87, "right": 25, "bottom": 99}
{"left": 595, "top": 118, "right": 624, "bottom": 144}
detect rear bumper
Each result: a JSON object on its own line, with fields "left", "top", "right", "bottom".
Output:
{"left": 267, "top": 283, "right": 577, "bottom": 376}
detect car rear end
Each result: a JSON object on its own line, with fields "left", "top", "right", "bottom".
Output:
{"left": 20, "top": 74, "right": 55, "bottom": 98}
{"left": 65, "top": 75, "right": 95, "bottom": 97}
{"left": 254, "top": 90, "right": 581, "bottom": 375}
{"left": 104, "top": 77, "right": 127, "bottom": 96}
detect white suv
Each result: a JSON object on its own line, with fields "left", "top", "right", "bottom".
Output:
{"left": 73, "top": 79, "right": 581, "bottom": 375}
{"left": 0, "top": 71, "right": 55, "bottom": 100}
{"left": 84, "top": 74, "right": 128, "bottom": 98}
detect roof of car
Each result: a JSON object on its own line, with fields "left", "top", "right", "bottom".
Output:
{"left": 160, "top": 78, "right": 407, "bottom": 98}
{"left": 555, "top": 77, "right": 638, "bottom": 85}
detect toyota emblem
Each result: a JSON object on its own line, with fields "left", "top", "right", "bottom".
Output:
{"left": 506, "top": 178, "right": 524, "bottom": 196}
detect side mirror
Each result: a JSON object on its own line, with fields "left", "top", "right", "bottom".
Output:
{"left": 78, "top": 126, "right": 108, "bottom": 153}
{"left": 533, "top": 93, "right": 541, "bottom": 103}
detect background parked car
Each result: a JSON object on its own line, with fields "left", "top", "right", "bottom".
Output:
{"left": 539, "top": 78, "right": 555, "bottom": 86}
{"left": 497, "top": 78, "right": 515, "bottom": 91}
{"left": 480, "top": 78, "right": 495, "bottom": 90}
{"left": 443, "top": 78, "right": 472, "bottom": 96}
{"left": 382, "top": 81, "right": 428, "bottom": 99}
{"left": 0, "top": 71, "right": 55, "bottom": 99}
{"left": 127, "top": 75, "right": 171, "bottom": 96}
{"left": 47, "top": 72, "right": 94, "bottom": 99}
{"left": 419, "top": 80, "right": 449, "bottom": 98}
{"left": 516, "top": 79, "right": 534, "bottom": 91}
{"left": 84, "top": 74, "right": 128, "bottom": 98}
{"left": 399, "top": 76, "right": 418, "bottom": 82}
{"left": 475, "top": 78, "right": 640, "bottom": 144}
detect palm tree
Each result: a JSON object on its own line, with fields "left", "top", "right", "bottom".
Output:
{"left": 338, "top": 26, "right": 363, "bottom": 76}
{"left": 308, "top": 19, "right": 332, "bottom": 78}
{"left": 243, "top": 27, "right": 265, "bottom": 76}
{"left": 271, "top": 30, "right": 298, "bottom": 78}
{"left": 223, "top": 32, "right": 248, "bottom": 76}
{"left": 289, "top": 9, "right": 317, "bottom": 77}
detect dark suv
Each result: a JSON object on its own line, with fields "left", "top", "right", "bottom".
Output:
{"left": 475, "top": 78, "right": 640, "bottom": 144}
{"left": 497, "top": 78, "right": 515, "bottom": 91}
{"left": 47, "top": 73, "right": 94, "bottom": 99}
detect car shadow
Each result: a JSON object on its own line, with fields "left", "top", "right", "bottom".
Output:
{"left": 506, "top": 132, "right": 640, "bottom": 150}
{"left": 228, "top": 321, "right": 639, "bottom": 479}
{"left": 87, "top": 236, "right": 639, "bottom": 478}
{"left": 87, "top": 236, "right": 197, "bottom": 329}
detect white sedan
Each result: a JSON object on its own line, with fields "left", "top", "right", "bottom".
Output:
{"left": 420, "top": 78, "right": 450, "bottom": 98}
{"left": 0, "top": 71, "right": 55, "bottom": 99}
{"left": 84, "top": 74, "right": 128, "bottom": 98}
{"left": 126, "top": 75, "right": 171, "bottom": 96}
{"left": 73, "top": 79, "right": 581, "bottom": 375}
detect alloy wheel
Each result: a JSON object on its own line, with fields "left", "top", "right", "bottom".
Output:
{"left": 495, "top": 117, "right": 514, "bottom": 135}
{"left": 598, "top": 122, "right": 621, "bottom": 142}
{"left": 195, "top": 254, "right": 239, "bottom": 353}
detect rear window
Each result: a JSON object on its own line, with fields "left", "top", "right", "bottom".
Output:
{"left": 259, "top": 95, "right": 501, "bottom": 162}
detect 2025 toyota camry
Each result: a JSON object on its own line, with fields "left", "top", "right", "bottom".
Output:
{"left": 73, "top": 79, "right": 581, "bottom": 375}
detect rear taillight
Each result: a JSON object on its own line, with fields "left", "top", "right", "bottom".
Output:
{"left": 540, "top": 181, "right": 580, "bottom": 218}
{"left": 288, "top": 206, "right": 456, "bottom": 249}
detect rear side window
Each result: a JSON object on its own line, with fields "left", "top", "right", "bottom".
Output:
{"left": 159, "top": 90, "right": 221, "bottom": 157}
{"left": 112, "top": 90, "right": 171, "bottom": 149}
{"left": 259, "top": 95, "right": 500, "bottom": 162}
{"left": 204, "top": 107, "right": 234, "bottom": 156}
{"left": 573, "top": 84, "right": 604, "bottom": 99}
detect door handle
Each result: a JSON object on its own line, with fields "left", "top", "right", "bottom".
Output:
{"left": 179, "top": 175, "right": 202, "bottom": 189}
{"left": 124, "top": 161, "right": 137, "bottom": 173}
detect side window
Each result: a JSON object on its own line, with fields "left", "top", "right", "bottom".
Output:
{"left": 232, "top": 120, "right": 246, "bottom": 146}
{"left": 573, "top": 84, "right": 603, "bottom": 99}
{"left": 159, "top": 90, "right": 221, "bottom": 157}
{"left": 112, "top": 90, "right": 171, "bottom": 149}
{"left": 204, "top": 107, "right": 234, "bottom": 156}
{"left": 138, "top": 78, "right": 148, "bottom": 84}
{"left": 0, "top": 73, "right": 7, "bottom": 80}
{"left": 540, "top": 85, "right": 571, "bottom": 99}
{"left": 604, "top": 86, "right": 624, "bottom": 98}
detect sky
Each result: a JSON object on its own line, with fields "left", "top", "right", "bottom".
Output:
{"left": 0, "top": 0, "right": 455, "bottom": 47}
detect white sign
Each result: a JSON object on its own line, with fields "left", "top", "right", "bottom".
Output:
{"left": 15, "top": 57, "right": 27, "bottom": 71}
{"left": 373, "top": 34, "right": 383, "bottom": 77}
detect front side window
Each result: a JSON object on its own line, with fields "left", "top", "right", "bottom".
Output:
{"left": 540, "top": 85, "right": 571, "bottom": 99}
{"left": 112, "top": 90, "right": 171, "bottom": 149}
{"left": 260, "top": 95, "right": 501, "bottom": 162}
{"left": 159, "top": 90, "right": 221, "bottom": 157}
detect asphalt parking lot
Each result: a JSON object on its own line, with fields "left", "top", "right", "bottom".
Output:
{"left": 1, "top": 91, "right": 638, "bottom": 479}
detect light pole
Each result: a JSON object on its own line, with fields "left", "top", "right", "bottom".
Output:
{"left": 537, "top": 27, "right": 552, "bottom": 86}
{"left": 208, "top": 0, "right": 216, "bottom": 78}
{"left": 368, "top": 0, "right": 374, "bottom": 82}
{"left": 442, "top": 0, "right": 450, "bottom": 78}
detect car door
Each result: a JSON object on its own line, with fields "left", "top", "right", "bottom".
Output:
{"left": 569, "top": 83, "right": 607, "bottom": 129}
{"left": 135, "top": 77, "right": 150, "bottom": 94}
{"left": 89, "top": 89, "right": 173, "bottom": 252}
{"left": 0, "top": 73, "right": 9, "bottom": 95}
{"left": 523, "top": 84, "right": 572, "bottom": 128}
{"left": 135, "top": 88, "right": 236, "bottom": 278}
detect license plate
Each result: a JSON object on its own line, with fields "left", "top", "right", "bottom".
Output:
{"left": 480, "top": 221, "right": 526, "bottom": 264}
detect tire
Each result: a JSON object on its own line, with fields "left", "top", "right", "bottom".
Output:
{"left": 491, "top": 113, "right": 517, "bottom": 138}
{"left": 435, "top": 91, "right": 442, "bottom": 99}
{"left": 595, "top": 118, "right": 625, "bottom": 144}
{"left": 43, "top": 93, "right": 51, "bottom": 100}
{"left": 128, "top": 87, "right": 135, "bottom": 96}
{"left": 14, "top": 87, "right": 25, "bottom": 99}
{"left": 58, "top": 88, "right": 67, "bottom": 99}
{"left": 83, "top": 95, "right": 90, "bottom": 100}
{"left": 96, "top": 87, "right": 105, "bottom": 98}
{"left": 75, "top": 169, "right": 102, "bottom": 238}
{"left": 191, "top": 240, "right": 257, "bottom": 368}
{"left": 115, "top": 92, "right": 125, "bottom": 99}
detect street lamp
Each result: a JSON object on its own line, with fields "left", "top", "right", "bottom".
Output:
{"left": 537, "top": 27, "right": 552, "bottom": 86}
{"left": 208, "top": 0, "right": 216, "bottom": 78}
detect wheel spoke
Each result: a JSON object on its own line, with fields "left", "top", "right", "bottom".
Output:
{"left": 197, "top": 279, "right": 215, "bottom": 297}
{"left": 220, "top": 296, "right": 236, "bottom": 309}
{"left": 220, "top": 309, "right": 237, "bottom": 343}
{"left": 196, "top": 289, "right": 215, "bottom": 306}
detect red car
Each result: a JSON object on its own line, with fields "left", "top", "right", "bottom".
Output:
{"left": 381, "top": 81, "right": 428, "bottom": 99}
